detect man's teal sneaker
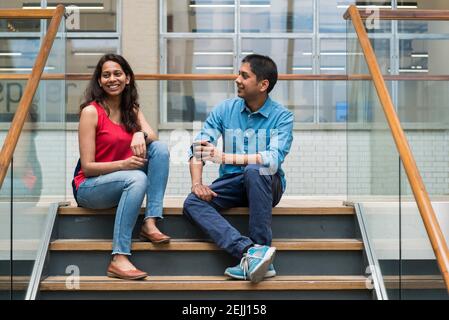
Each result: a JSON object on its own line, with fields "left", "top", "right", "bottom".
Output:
{"left": 224, "top": 245, "right": 276, "bottom": 283}
{"left": 265, "top": 264, "right": 276, "bottom": 278}
{"left": 224, "top": 263, "right": 276, "bottom": 280}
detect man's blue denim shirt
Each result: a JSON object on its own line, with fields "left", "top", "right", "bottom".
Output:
{"left": 188, "top": 96, "right": 294, "bottom": 192}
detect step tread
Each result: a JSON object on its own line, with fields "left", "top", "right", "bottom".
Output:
{"left": 40, "top": 275, "right": 371, "bottom": 291}
{"left": 59, "top": 206, "right": 355, "bottom": 216}
{"left": 50, "top": 239, "right": 364, "bottom": 251}
{"left": 384, "top": 275, "right": 446, "bottom": 289}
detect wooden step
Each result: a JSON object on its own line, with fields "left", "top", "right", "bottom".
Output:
{"left": 384, "top": 275, "right": 446, "bottom": 290}
{"left": 39, "top": 275, "right": 370, "bottom": 291}
{"left": 49, "top": 239, "right": 364, "bottom": 251}
{"left": 0, "top": 276, "right": 30, "bottom": 291}
{"left": 59, "top": 206, "right": 355, "bottom": 216}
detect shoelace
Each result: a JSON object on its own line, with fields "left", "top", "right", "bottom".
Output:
{"left": 239, "top": 252, "right": 261, "bottom": 280}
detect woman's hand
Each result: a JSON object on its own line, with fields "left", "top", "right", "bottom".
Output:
{"left": 131, "top": 131, "right": 147, "bottom": 159}
{"left": 121, "top": 156, "right": 147, "bottom": 170}
{"left": 191, "top": 183, "right": 218, "bottom": 202}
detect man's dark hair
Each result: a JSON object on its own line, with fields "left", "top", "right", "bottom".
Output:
{"left": 241, "top": 54, "right": 278, "bottom": 94}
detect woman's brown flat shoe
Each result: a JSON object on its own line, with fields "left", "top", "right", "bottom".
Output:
{"left": 107, "top": 263, "right": 148, "bottom": 280}
{"left": 139, "top": 230, "right": 171, "bottom": 244}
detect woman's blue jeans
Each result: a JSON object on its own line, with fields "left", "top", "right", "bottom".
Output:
{"left": 76, "top": 141, "right": 170, "bottom": 256}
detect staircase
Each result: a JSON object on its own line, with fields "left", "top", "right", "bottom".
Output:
{"left": 36, "top": 198, "right": 376, "bottom": 299}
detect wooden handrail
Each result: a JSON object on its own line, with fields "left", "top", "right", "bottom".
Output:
{"left": 0, "top": 9, "right": 56, "bottom": 19}
{"left": 344, "top": 8, "right": 449, "bottom": 21}
{"left": 2, "top": 73, "right": 449, "bottom": 81}
{"left": 0, "top": 5, "right": 65, "bottom": 188}
{"left": 346, "top": 5, "right": 449, "bottom": 293}
{"left": 0, "top": 74, "right": 355, "bottom": 81}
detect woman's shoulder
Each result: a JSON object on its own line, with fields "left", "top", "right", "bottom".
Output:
{"left": 81, "top": 104, "right": 99, "bottom": 116}
{"left": 80, "top": 104, "right": 100, "bottom": 125}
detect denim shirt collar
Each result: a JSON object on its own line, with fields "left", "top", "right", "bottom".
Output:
{"left": 240, "top": 96, "right": 273, "bottom": 118}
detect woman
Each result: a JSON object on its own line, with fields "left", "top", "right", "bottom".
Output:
{"left": 72, "top": 54, "right": 170, "bottom": 280}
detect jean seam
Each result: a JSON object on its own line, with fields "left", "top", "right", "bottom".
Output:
{"left": 111, "top": 251, "right": 131, "bottom": 256}
{"left": 78, "top": 178, "right": 129, "bottom": 190}
{"left": 113, "top": 187, "right": 130, "bottom": 255}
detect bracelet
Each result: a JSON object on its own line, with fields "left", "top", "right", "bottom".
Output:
{"left": 191, "top": 182, "right": 201, "bottom": 190}
{"left": 139, "top": 130, "right": 148, "bottom": 140}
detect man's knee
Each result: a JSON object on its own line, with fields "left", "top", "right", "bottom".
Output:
{"left": 244, "top": 164, "right": 264, "bottom": 178}
{"left": 183, "top": 193, "right": 199, "bottom": 218}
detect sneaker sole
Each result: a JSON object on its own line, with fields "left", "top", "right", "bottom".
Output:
{"left": 224, "top": 270, "right": 276, "bottom": 280}
{"left": 224, "top": 270, "right": 248, "bottom": 280}
{"left": 264, "top": 270, "right": 276, "bottom": 278}
{"left": 249, "top": 247, "right": 276, "bottom": 283}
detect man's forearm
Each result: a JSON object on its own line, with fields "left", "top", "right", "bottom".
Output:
{"left": 189, "top": 157, "right": 204, "bottom": 185}
{"left": 223, "top": 153, "right": 262, "bottom": 166}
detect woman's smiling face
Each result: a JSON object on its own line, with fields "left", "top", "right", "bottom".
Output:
{"left": 98, "top": 60, "right": 130, "bottom": 97}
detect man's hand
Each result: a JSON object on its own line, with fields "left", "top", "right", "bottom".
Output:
{"left": 191, "top": 183, "right": 218, "bottom": 202}
{"left": 193, "top": 141, "right": 223, "bottom": 164}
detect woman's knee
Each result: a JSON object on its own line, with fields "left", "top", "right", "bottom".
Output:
{"left": 125, "top": 170, "right": 147, "bottom": 190}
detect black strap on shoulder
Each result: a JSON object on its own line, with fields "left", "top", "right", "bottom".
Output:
{"left": 71, "top": 158, "right": 81, "bottom": 206}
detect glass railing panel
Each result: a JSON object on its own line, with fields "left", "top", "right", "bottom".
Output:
{"left": 0, "top": 134, "right": 11, "bottom": 300}
{"left": 346, "top": 17, "right": 401, "bottom": 299}
{"left": 0, "top": 16, "right": 66, "bottom": 299}
{"left": 397, "top": 36, "right": 449, "bottom": 299}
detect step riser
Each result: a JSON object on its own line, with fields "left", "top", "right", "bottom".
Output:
{"left": 38, "top": 290, "right": 373, "bottom": 300}
{"left": 47, "top": 251, "right": 366, "bottom": 277}
{"left": 387, "top": 290, "right": 449, "bottom": 300}
{"left": 56, "top": 215, "right": 357, "bottom": 239}
{"left": 380, "top": 260, "right": 441, "bottom": 276}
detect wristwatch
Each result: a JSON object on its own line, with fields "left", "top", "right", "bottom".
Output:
{"left": 139, "top": 130, "right": 148, "bottom": 140}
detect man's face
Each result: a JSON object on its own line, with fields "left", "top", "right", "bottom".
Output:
{"left": 235, "top": 62, "right": 264, "bottom": 100}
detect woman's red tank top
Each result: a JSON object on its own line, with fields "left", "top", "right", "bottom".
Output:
{"left": 74, "top": 101, "right": 134, "bottom": 189}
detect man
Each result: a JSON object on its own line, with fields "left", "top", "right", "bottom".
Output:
{"left": 183, "top": 54, "right": 293, "bottom": 283}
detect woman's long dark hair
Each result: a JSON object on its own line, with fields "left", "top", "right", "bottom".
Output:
{"left": 80, "top": 53, "right": 140, "bottom": 133}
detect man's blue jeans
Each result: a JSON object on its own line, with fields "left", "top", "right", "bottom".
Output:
{"left": 76, "top": 141, "right": 170, "bottom": 255}
{"left": 183, "top": 164, "right": 283, "bottom": 259}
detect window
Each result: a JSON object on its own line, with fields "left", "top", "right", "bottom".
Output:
{"left": 0, "top": 0, "right": 121, "bottom": 122}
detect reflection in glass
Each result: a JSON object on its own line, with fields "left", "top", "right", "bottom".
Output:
{"left": 240, "top": 0, "right": 313, "bottom": 33}
{"left": 167, "top": 0, "right": 234, "bottom": 33}
{"left": 0, "top": 0, "right": 40, "bottom": 32}
{"left": 398, "top": 81, "right": 449, "bottom": 124}
{"left": 0, "top": 39, "right": 41, "bottom": 73}
{"left": 400, "top": 39, "right": 449, "bottom": 75}
{"left": 320, "top": 39, "right": 350, "bottom": 74}
{"left": 67, "top": 38, "right": 119, "bottom": 73}
{"left": 320, "top": 37, "right": 389, "bottom": 74}
{"left": 241, "top": 39, "right": 312, "bottom": 74}
{"left": 167, "top": 39, "right": 234, "bottom": 73}
{"left": 319, "top": 81, "right": 347, "bottom": 123}
{"left": 270, "top": 81, "right": 314, "bottom": 123}
{"left": 32, "top": 0, "right": 117, "bottom": 32}
{"left": 398, "top": 0, "right": 449, "bottom": 34}
{"left": 320, "top": 0, "right": 391, "bottom": 33}
{"left": 165, "top": 80, "right": 234, "bottom": 122}
{"left": 66, "top": 80, "right": 88, "bottom": 122}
